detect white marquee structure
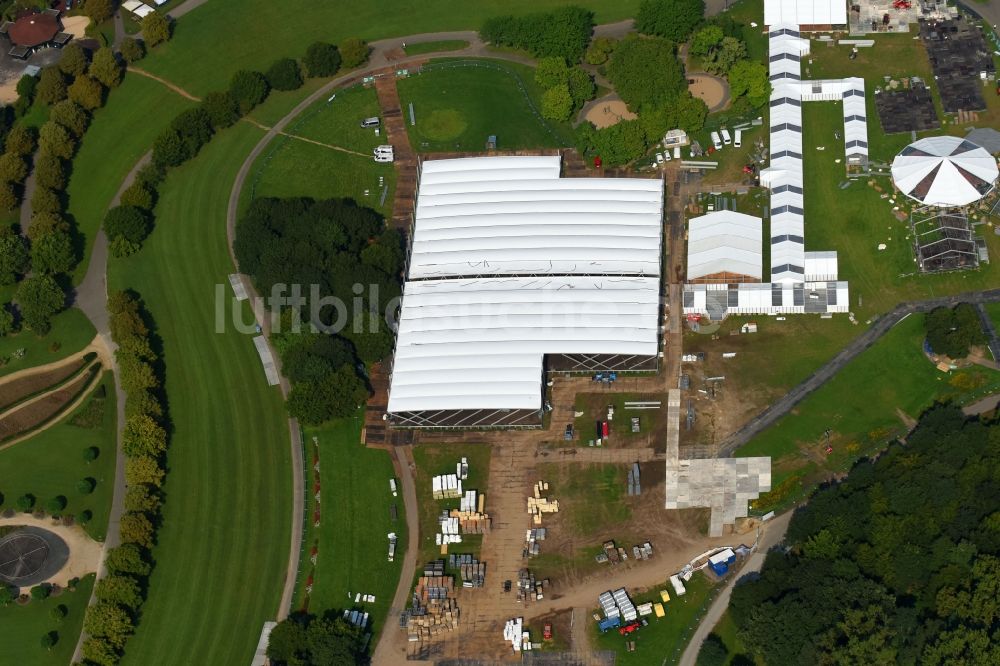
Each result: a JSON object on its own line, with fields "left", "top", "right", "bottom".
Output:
{"left": 764, "top": 0, "right": 847, "bottom": 29}
{"left": 687, "top": 211, "right": 763, "bottom": 283}
{"left": 388, "top": 156, "right": 664, "bottom": 428}
{"left": 891, "top": 136, "right": 999, "bottom": 208}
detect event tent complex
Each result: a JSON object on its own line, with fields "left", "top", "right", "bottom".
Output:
{"left": 387, "top": 156, "right": 664, "bottom": 428}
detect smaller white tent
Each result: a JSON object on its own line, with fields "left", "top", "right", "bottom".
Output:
{"left": 687, "top": 211, "right": 762, "bottom": 281}
{"left": 764, "top": 0, "right": 847, "bottom": 26}
{"left": 891, "top": 136, "right": 999, "bottom": 208}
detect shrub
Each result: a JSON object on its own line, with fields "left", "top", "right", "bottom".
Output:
{"left": 31, "top": 584, "right": 50, "bottom": 601}
{"left": 265, "top": 58, "right": 303, "bottom": 91}
{"left": 0, "top": 183, "right": 15, "bottom": 211}
{"left": 16, "top": 274, "right": 66, "bottom": 334}
{"left": 16, "top": 74, "right": 37, "bottom": 101}
{"left": 120, "top": 37, "right": 146, "bottom": 64}
{"left": 302, "top": 42, "right": 341, "bottom": 77}
{"left": 45, "top": 495, "right": 67, "bottom": 514}
{"left": 36, "top": 68, "right": 68, "bottom": 105}
{"left": 58, "top": 43, "right": 89, "bottom": 77}
{"left": 78, "top": 509, "right": 92, "bottom": 524}
{"left": 50, "top": 604, "right": 68, "bottom": 622}
{"left": 229, "top": 70, "right": 269, "bottom": 114}
{"left": 16, "top": 493, "right": 35, "bottom": 512}
{"left": 339, "top": 37, "right": 369, "bottom": 68}
{"left": 77, "top": 477, "right": 96, "bottom": 494}
{"left": 142, "top": 12, "right": 171, "bottom": 47}
{"left": 0, "top": 304, "right": 12, "bottom": 336}
{"left": 119, "top": 182, "right": 155, "bottom": 211}
{"left": 83, "top": 446, "right": 100, "bottom": 462}
{"left": 40, "top": 631, "right": 57, "bottom": 649}
{"left": 104, "top": 205, "right": 150, "bottom": 245}
{"left": 200, "top": 91, "right": 240, "bottom": 130}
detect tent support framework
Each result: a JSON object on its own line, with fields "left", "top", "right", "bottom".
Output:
{"left": 910, "top": 205, "right": 980, "bottom": 273}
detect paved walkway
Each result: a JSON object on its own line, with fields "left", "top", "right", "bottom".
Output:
{"left": 18, "top": 169, "right": 35, "bottom": 236}
{"left": 127, "top": 66, "right": 201, "bottom": 101}
{"left": 678, "top": 511, "right": 794, "bottom": 666}
{"left": 976, "top": 303, "right": 1000, "bottom": 362}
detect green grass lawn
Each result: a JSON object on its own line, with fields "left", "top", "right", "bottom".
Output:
{"left": 139, "top": 0, "right": 640, "bottom": 96}
{"left": 740, "top": 314, "right": 1000, "bottom": 510}
{"left": 108, "top": 124, "right": 292, "bottom": 666}
{"left": 246, "top": 78, "right": 329, "bottom": 127}
{"left": 397, "top": 59, "right": 574, "bottom": 152}
{"left": 294, "top": 411, "right": 406, "bottom": 652}
{"left": 985, "top": 302, "right": 1000, "bottom": 340}
{"left": 800, "top": 101, "right": 1000, "bottom": 321}
{"left": 411, "top": 442, "right": 491, "bottom": 567}
{"left": 535, "top": 463, "right": 630, "bottom": 538}
{"left": 591, "top": 572, "right": 719, "bottom": 666}
{"left": 0, "top": 307, "right": 95, "bottom": 378}
{"left": 709, "top": 611, "right": 754, "bottom": 665}
{"left": 247, "top": 83, "right": 396, "bottom": 217}
{"left": 0, "top": 574, "right": 95, "bottom": 666}
{"left": 66, "top": 75, "right": 195, "bottom": 284}
{"left": 572, "top": 392, "right": 668, "bottom": 446}
{"left": 0, "top": 372, "right": 117, "bottom": 541}
{"left": 404, "top": 40, "right": 470, "bottom": 56}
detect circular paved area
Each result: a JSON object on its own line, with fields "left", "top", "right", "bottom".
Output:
{"left": 688, "top": 74, "right": 730, "bottom": 112}
{"left": 0, "top": 526, "right": 69, "bottom": 588}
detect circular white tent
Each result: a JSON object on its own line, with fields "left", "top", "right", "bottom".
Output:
{"left": 891, "top": 136, "right": 998, "bottom": 208}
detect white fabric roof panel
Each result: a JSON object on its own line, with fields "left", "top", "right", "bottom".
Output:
{"left": 891, "top": 136, "right": 998, "bottom": 207}
{"left": 410, "top": 157, "right": 663, "bottom": 279}
{"left": 687, "top": 212, "right": 763, "bottom": 280}
{"left": 765, "top": 0, "right": 847, "bottom": 26}
{"left": 388, "top": 276, "right": 660, "bottom": 412}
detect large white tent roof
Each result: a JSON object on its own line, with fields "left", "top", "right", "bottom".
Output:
{"left": 410, "top": 156, "right": 663, "bottom": 278}
{"left": 388, "top": 276, "right": 660, "bottom": 412}
{"left": 765, "top": 0, "right": 846, "bottom": 26}
{"left": 891, "top": 136, "right": 998, "bottom": 208}
{"left": 388, "top": 156, "right": 663, "bottom": 415}
{"left": 687, "top": 211, "right": 762, "bottom": 281}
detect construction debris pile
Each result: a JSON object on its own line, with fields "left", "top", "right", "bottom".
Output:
{"left": 448, "top": 553, "right": 486, "bottom": 588}
{"left": 432, "top": 458, "right": 491, "bottom": 552}
{"left": 597, "top": 539, "right": 652, "bottom": 564}
{"left": 503, "top": 617, "right": 536, "bottom": 652}
{"left": 627, "top": 462, "right": 642, "bottom": 496}
{"left": 527, "top": 480, "right": 559, "bottom": 524}
{"left": 631, "top": 541, "right": 654, "bottom": 561}
{"left": 516, "top": 568, "right": 548, "bottom": 603}
{"left": 404, "top": 561, "right": 460, "bottom": 656}
{"left": 523, "top": 527, "right": 546, "bottom": 557}
{"left": 431, "top": 458, "right": 468, "bottom": 499}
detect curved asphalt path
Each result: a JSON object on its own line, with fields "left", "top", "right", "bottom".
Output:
{"left": 718, "top": 289, "right": 1000, "bottom": 456}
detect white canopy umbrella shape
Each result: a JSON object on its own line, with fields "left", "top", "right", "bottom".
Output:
{"left": 891, "top": 136, "right": 999, "bottom": 208}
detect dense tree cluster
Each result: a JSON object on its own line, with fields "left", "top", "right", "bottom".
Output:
{"left": 81, "top": 291, "right": 169, "bottom": 665}
{"left": 730, "top": 405, "right": 1000, "bottom": 665}
{"left": 303, "top": 42, "right": 342, "bottom": 78}
{"left": 606, "top": 36, "right": 686, "bottom": 112}
{"left": 535, "top": 57, "right": 595, "bottom": 121}
{"left": 481, "top": 6, "right": 595, "bottom": 62}
{"left": 267, "top": 612, "right": 367, "bottom": 665}
{"left": 235, "top": 197, "right": 404, "bottom": 424}
{"left": 925, "top": 304, "right": 986, "bottom": 359}
{"left": 636, "top": 0, "right": 705, "bottom": 42}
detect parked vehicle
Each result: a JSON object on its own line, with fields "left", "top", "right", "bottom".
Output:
{"left": 374, "top": 153, "right": 394, "bottom": 163}
{"left": 619, "top": 621, "right": 641, "bottom": 635}
{"left": 734, "top": 128, "right": 743, "bottom": 148}
{"left": 360, "top": 117, "right": 380, "bottom": 128}
{"left": 655, "top": 152, "right": 665, "bottom": 164}
{"left": 374, "top": 144, "right": 394, "bottom": 155}
{"left": 564, "top": 424, "right": 574, "bottom": 441}
{"left": 663, "top": 150, "right": 671, "bottom": 161}
{"left": 543, "top": 624, "right": 553, "bottom": 640}
{"left": 721, "top": 128, "right": 732, "bottom": 145}
{"left": 673, "top": 145, "right": 681, "bottom": 160}
{"left": 710, "top": 131, "right": 722, "bottom": 150}
{"left": 389, "top": 479, "right": 398, "bottom": 496}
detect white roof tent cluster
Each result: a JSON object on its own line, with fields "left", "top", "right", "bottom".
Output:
{"left": 891, "top": 136, "right": 999, "bottom": 208}
{"left": 764, "top": 0, "right": 847, "bottom": 28}
{"left": 684, "top": 20, "right": 860, "bottom": 319}
{"left": 388, "top": 156, "right": 663, "bottom": 427}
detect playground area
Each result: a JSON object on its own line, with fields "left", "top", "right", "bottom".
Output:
{"left": 688, "top": 74, "right": 729, "bottom": 113}
{"left": 583, "top": 97, "right": 638, "bottom": 129}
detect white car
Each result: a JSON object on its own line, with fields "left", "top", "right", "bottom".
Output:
{"left": 374, "top": 153, "right": 394, "bottom": 163}
{"left": 710, "top": 131, "right": 722, "bottom": 151}
{"left": 673, "top": 146, "right": 681, "bottom": 160}
{"left": 734, "top": 129, "right": 743, "bottom": 148}
{"left": 664, "top": 150, "right": 671, "bottom": 161}
{"left": 374, "top": 144, "right": 394, "bottom": 155}
{"left": 655, "top": 152, "right": 665, "bottom": 164}
{"left": 720, "top": 128, "right": 732, "bottom": 145}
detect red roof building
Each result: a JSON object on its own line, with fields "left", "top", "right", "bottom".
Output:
{"left": 9, "top": 13, "right": 59, "bottom": 48}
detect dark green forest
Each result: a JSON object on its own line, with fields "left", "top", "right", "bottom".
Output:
{"left": 235, "top": 197, "right": 403, "bottom": 424}
{"left": 731, "top": 405, "right": 1000, "bottom": 664}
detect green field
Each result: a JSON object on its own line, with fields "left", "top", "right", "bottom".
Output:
{"left": 0, "top": 574, "right": 95, "bottom": 666}
{"left": 0, "top": 308, "right": 95, "bottom": 378}
{"left": 295, "top": 412, "right": 406, "bottom": 650}
{"left": 284, "top": 85, "right": 384, "bottom": 152}
{"left": 535, "top": 463, "right": 630, "bottom": 537}
{"left": 139, "top": 0, "right": 640, "bottom": 96}
{"left": 708, "top": 611, "right": 752, "bottom": 665}
{"left": 740, "top": 314, "right": 1000, "bottom": 508}
{"left": 986, "top": 302, "right": 1000, "bottom": 338}
{"left": 800, "top": 101, "right": 1000, "bottom": 320}
{"left": 404, "top": 40, "right": 470, "bottom": 55}
{"left": 591, "top": 573, "right": 718, "bottom": 666}
{"left": 0, "top": 372, "right": 117, "bottom": 540}
{"left": 108, "top": 124, "right": 292, "bottom": 666}
{"left": 398, "top": 59, "right": 574, "bottom": 151}
{"left": 66, "top": 75, "right": 195, "bottom": 283}
{"left": 411, "top": 442, "right": 491, "bottom": 566}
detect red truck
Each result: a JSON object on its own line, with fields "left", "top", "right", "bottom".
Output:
{"left": 619, "top": 621, "right": 641, "bottom": 635}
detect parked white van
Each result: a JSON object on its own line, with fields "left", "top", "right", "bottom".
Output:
{"left": 734, "top": 129, "right": 743, "bottom": 148}
{"left": 374, "top": 153, "right": 394, "bottom": 163}
{"left": 710, "top": 131, "right": 722, "bottom": 150}
{"left": 672, "top": 145, "right": 681, "bottom": 160}
{"left": 374, "top": 145, "right": 394, "bottom": 155}
{"left": 721, "top": 128, "right": 732, "bottom": 145}
{"left": 360, "top": 117, "right": 380, "bottom": 128}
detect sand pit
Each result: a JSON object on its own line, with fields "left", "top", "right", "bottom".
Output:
{"left": 0, "top": 513, "right": 101, "bottom": 592}
{"left": 60, "top": 16, "right": 90, "bottom": 40}
{"left": 583, "top": 97, "right": 637, "bottom": 129}
{"left": 689, "top": 73, "right": 729, "bottom": 112}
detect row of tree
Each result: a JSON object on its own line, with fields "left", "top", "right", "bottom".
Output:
{"left": 481, "top": 6, "right": 595, "bottom": 62}
{"left": 80, "top": 291, "right": 168, "bottom": 666}
{"left": 729, "top": 405, "right": 1000, "bottom": 664}
{"left": 235, "top": 197, "right": 404, "bottom": 425}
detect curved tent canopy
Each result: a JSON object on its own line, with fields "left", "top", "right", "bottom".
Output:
{"left": 892, "top": 136, "right": 999, "bottom": 207}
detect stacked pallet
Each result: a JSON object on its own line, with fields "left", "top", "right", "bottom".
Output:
{"left": 407, "top": 568, "right": 460, "bottom": 651}
{"left": 450, "top": 490, "right": 491, "bottom": 534}
{"left": 432, "top": 474, "right": 463, "bottom": 499}
{"left": 516, "top": 568, "right": 548, "bottom": 603}
{"left": 527, "top": 481, "right": 559, "bottom": 525}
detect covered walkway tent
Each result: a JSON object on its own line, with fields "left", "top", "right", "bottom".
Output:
{"left": 891, "top": 136, "right": 998, "bottom": 208}
{"left": 388, "top": 156, "right": 664, "bottom": 428}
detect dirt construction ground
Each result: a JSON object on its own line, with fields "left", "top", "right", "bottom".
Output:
{"left": 583, "top": 98, "right": 638, "bottom": 129}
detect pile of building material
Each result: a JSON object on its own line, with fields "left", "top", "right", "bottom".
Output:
{"left": 527, "top": 481, "right": 559, "bottom": 524}
{"left": 637, "top": 602, "right": 654, "bottom": 617}
{"left": 516, "top": 568, "right": 547, "bottom": 603}
{"left": 436, "top": 513, "right": 462, "bottom": 549}
{"left": 669, "top": 574, "right": 687, "bottom": 596}
{"left": 450, "top": 489, "right": 491, "bottom": 534}
{"left": 503, "top": 617, "right": 533, "bottom": 652}
{"left": 449, "top": 553, "right": 486, "bottom": 588}
{"left": 354, "top": 592, "right": 376, "bottom": 603}
{"left": 524, "top": 527, "right": 546, "bottom": 557}
{"left": 343, "top": 609, "right": 369, "bottom": 628}
{"left": 627, "top": 462, "right": 642, "bottom": 496}
{"left": 612, "top": 588, "right": 638, "bottom": 622}
{"left": 432, "top": 474, "right": 463, "bottom": 499}
{"left": 406, "top": 565, "right": 460, "bottom": 653}
{"left": 630, "top": 541, "right": 654, "bottom": 560}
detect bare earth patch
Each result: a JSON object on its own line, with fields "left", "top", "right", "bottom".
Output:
{"left": 688, "top": 74, "right": 729, "bottom": 112}
{"left": 584, "top": 98, "right": 638, "bottom": 129}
